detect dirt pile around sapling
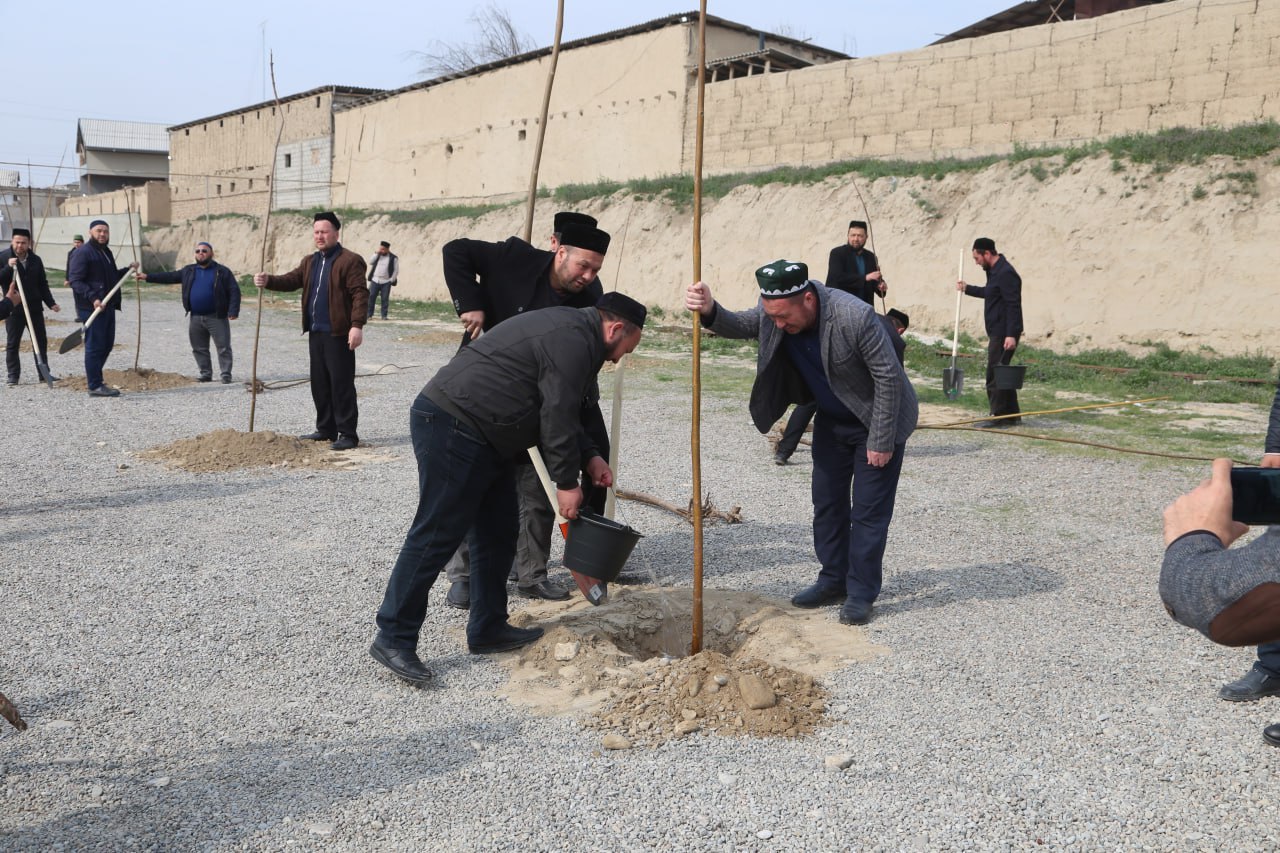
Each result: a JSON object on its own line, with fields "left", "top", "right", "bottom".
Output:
{"left": 138, "top": 428, "right": 347, "bottom": 473}
{"left": 60, "top": 367, "right": 195, "bottom": 392}
{"left": 503, "top": 588, "right": 887, "bottom": 745}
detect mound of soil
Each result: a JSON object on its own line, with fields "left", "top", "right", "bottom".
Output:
{"left": 137, "top": 428, "right": 347, "bottom": 473}
{"left": 503, "top": 588, "right": 886, "bottom": 746}
{"left": 60, "top": 367, "right": 195, "bottom": 393}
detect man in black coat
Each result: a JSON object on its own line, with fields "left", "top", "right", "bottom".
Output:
{"left": 68, "top": 219, "right": 136, "bottom": 397}
{"left": 138, "top": 242, "right": 241, "bottom": 383}
{"left": 370, "top": 296, "right": 646, "bottom": 684}
{"left": 957, "top": 237, "right": 1024, "bottom": 426}
{"left": 441, "top": 215, "right": 612, "bottom": 605}
{"left": 0, "top": 228, "right": 60, "bottom": 385}
{"left": 825, "top": 220, "right": 885, "bottom": 306}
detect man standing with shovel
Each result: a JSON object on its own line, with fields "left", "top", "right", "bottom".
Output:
{"left": 957, "top": 237, "right": 1023, "bottom": 427}
{"left": 67, "top": 220, "right": 136, "bottom": 397}
{"left": 0, "top": 229, "right": 59, "bottom": 385}
{"left": 686, "top": 261, "right": 917, "bottom": 625}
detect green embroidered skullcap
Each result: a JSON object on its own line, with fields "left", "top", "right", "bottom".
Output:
{"left": 755, "top": 259, "right": 810, "bottom": 298}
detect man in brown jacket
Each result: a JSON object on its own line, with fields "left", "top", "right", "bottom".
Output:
{"left": 254, "top": 211, "right": 368, "bottom": 450}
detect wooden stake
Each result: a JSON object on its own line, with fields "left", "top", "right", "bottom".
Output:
{"left": 250, "top": 54, "right": 285, "bottom": 432}
{"left": 35, "top": 146, "right": 67, "bottom": 250}
{"left": 690, "top": 1, "right": 708, "bottom": 655}
{"left": 127, "top": 189, "right": 141, "bottom": 372}
{"left": 521, "top": 0, "right": 564, "bottom": 243}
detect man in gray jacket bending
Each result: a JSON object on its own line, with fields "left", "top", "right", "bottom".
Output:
{"left": 685, "top": 260, "right": 917, "bottom": 625}
{"left": 370, "top": 296, "right": 646, "bottom": 684}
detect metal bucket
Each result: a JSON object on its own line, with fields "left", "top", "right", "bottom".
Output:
{"left": 993, "top": 364, "right": 1026, "bottom": 390}
{"left": 564, "top": 510, "right": 642, "bottom": 583}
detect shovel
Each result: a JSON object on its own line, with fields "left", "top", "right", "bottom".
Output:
{"left": 943, "top": 251, "right": 964, "bottom": 399}
{"left": 11, "top": 266, "right": 54, "bottom": 387}
{"left": 59, "top": 269, "right": 133, "bottom": 354}
{"left": 527, "top": 446, "right": 608, "bottom": 606}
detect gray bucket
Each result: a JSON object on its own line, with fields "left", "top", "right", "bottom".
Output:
{"left": 993, "top": 364, "right": 1026, "bottom": 390}
{"left": 564, "top": 510, "right": 642, "bottom": 583}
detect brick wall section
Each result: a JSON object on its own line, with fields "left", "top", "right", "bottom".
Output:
{"left": 697, "top": 0, "right": 1280, "bottom": 172}
{"left": 61, "top": 181, "right": 171, "bottom": 226}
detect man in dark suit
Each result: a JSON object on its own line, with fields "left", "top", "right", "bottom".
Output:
{"left": 686, "top": 261, "right": 918, "bottom": 626}
{"left": 957, "top": 237, "right": 1024, "bottom": 427}
{"left": 0, "top": 229, "right": 60, "bottom": 385}
{"left": 441, "top": 216, "right": 611, "bottom": 605}
{"left": 825, "top": 220, "right": 884, "bottom": 306}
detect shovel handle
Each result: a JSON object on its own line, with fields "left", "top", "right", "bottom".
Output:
{"left": 526, "top": 447, "right": 568, "bottom": 529}
{"left": 79, "top": 269, "right": 135, "bottom": 334}
{"left": 12, "top": 265, "right": 46, "bottom": 364}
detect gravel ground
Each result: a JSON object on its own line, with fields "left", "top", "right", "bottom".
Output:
{"left": 2, "top": 294, "right": 1278, "bottom": 851}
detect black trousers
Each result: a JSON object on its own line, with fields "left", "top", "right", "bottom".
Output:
{"left": 308, "top": 331, "right": 358, "bottom": 440}
{"left": 6, "top": 309, "right": 48, "bottom": 382}
{"left": 985, "top": 336, "right": 1020, "bottom": 418}
{"left": 777, "top": 401, "right": 818, "bottom": 459}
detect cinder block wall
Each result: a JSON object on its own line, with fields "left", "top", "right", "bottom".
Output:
{"left": 697, "top": 0, "right": 1279, "bottom": 171}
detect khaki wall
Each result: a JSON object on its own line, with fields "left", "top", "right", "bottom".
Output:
{"left": 168, "top": 92, "right": 353, "bottom": 223}
{"left": 698, "top": 0, "right": 1280, "bottom": 171}
{"left": 331, "top": 23, "right": 787, "bottom": 207}
{"left": 61, "top": 181, "right": 171, "bottom": 226}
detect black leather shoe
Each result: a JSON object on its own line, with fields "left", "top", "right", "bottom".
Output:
{"left": 1264, "top": 724, "right": 1280, "bottom": 747}
{"left": 517, "top": 580, "right": 570, "bottom": 601}
{"left": 446, "top": 581, "right": 470, "bottom": 610}
{"left": 790, "top": 583, "right": 845, "bottom": 609}
{"left": 299, "top": 431, "right": 333, "bottom": 441}
{"left": 468, "top": 624, "right": 544, "bottom": 655}
{"left": 1219, "top": 665, "right": 1280, "bottom": 702}
{"left": 774, "top": 451, "right": 790, "bottom": 466}
{"left": 221, "top": 376, "right": 232, "bottom": 384}
{"left": 88, "top": 385, "right": 120, "bottom": 397}
{"left": 369, "top": 642, "right": 434, "bottom": 685}
{"left": 197, "top": 375, "right": 213, "bottom": 383}
{"left": 331, "top": 435, "right": 358, "bottom": 451}
{"left": 838, "top": 596, "right": 873, "bottom": 625}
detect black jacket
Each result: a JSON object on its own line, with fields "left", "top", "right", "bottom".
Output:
{"left": 442, "top": 236, "right": 604, "bottom": 342}
{"left": 67, "top": 242, "right": 128, "bottom": 312}
{"left": 826, "top": 244, "right": 880, "bottom": 306}
{"left": 145, "top": 262, "right": 242, "bottom": 318}
{"left": 425, "top": 306, "right": 606, "bottom": 485}
{"left": 0, "top": 250, "right": 56, "bottom": 311}
{"left": 963, "top": 255, "right": 1023, "bottom": 339}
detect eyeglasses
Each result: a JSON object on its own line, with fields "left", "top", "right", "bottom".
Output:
{"left": 194, "top": 249, "right": 211, "bottom": 254}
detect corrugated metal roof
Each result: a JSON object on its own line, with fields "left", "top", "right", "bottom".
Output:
{"left": 77, "top": 119, "right": 171, "bottom": 153}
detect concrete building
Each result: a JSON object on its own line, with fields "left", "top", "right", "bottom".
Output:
{"left": 330, "top": 14, "right": 845, "bottom": 208}
{"left": 77, "top": 119, "right": 170, "bottom": 194}
{"left": 167, "top": 86, "right": 381, "bottom": 223}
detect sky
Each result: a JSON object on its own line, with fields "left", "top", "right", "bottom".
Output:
{"left": 3, "top": 1, "right": 1013, "bottom": 187}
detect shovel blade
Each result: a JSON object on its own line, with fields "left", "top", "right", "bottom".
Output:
{"left": 58, "top": 328, "right": 84, "bottom": 354}
{"left": 36, "top": 360, "right": 53, "bottom": 388}
{"left": 943, "top": 367, "right": 964, "bottom": 399}
{"left": 569, "top": 569, "right": 608, "bottom": 606}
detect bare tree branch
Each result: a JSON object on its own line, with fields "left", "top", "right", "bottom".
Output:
{"left": 414, "top": 4, "right": 536, "bottom": 78}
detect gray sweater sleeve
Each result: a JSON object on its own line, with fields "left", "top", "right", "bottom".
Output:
{"left": 1159, "top": 527, "right": 1280, "bottom": 640}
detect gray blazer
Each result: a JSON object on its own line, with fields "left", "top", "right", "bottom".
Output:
{"left": 705, "top": 283, "right": 918, "bottom": 454}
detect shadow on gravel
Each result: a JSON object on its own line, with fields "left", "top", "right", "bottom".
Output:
{"left": 0, "top": 726, "right": 491, "bottom": 850}
{"left": 875, "top": 562, "right": 1064, "bottom": 618}
{"left": 0, "top": 481, "right": 273, "bottom": 519}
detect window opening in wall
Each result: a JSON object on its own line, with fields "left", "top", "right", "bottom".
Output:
{"left": 219, "top": 119, "right": 224, "bottom": 127}
{"left": 445, "top": 144, "right": 453, "bottom": 157}
{"left": 241, "top": 115, "right": 245, "bottom": 124}
{"left": 284, "top": 153, "right": 292, "bottom": 168}
{"left": 316, "top": 96, "right": 321, "bottom": 107}
{"left": 216, "top": 184, "right": 222, "bottom": 195}
{"left": 184, "top": 129, "right": 189, "bottom": 136}
{"left": 518, "top": 129, "right": 526, "bottom": 141}
{"left": 249, "top": 179, "right": 253, "bottom": 189}
{"left": 230, "top": 182, "right": 235, "bottom": 192}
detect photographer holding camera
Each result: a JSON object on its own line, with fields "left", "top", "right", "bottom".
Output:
{"left": 1161, "top": 387, "right": 1280, "bottom": 746}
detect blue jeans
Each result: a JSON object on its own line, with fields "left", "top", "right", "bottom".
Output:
{"left": 368, "top": 282, "right": 391, "bottom": 318}
{"left": 77, "top": 306, "right": 116, "bottom": 391}
{"left": 375, "top": 394, "right": 519, "bottom": 648}
{"left": 1256, "top": 641, "right": 1280, "bottom": 677}
{"left": 810, "top": 414, "right": 905, "bottom": 604}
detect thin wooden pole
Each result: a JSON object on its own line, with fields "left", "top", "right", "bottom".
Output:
{"left": 35, "top": 146, "right": 67, "bottom": 250}
{"left": 127, "top": 189, "right": 141, "bottom": 372}
{"left": 690, "top": 1, "right": 708, "bottom": 655}
{"left": 250, "top": 54, "right": 285, "bottom": 432}
{"left": 522, "top": 0, "right": 565, "bottom": 243}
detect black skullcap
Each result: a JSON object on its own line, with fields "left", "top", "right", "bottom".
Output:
{"left": 887, "top": 308, "right": 910, "bottom": 331}
{"left": 379, "top": 240, "right": 390, "bottom": 249}
{"left": 755, "top": 259, "right": 811, "bottom": 298}
{"left": 11, "top": 228, "right": 30, "bottom": 238}
{"left": 89, "top": 219, "right": 108, "bottom": 230}
{"left": 314, "top": 211, "right": 341, "bottom": 230}
{"left": 597, "top": 291, "right": 646, "bottom": 329}
{"left": 554, "top": 211, "right": 597, "bottom": 233}
{"left": 848, "top": 220, "right": 868, "bottom": 231}
{"left": 558, "top": 221, "right": 610, "bottom": 255}
{"left": 972, "top": 237, "right": 997, "bottom": 253}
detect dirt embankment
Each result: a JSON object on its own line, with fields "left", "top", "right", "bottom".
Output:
{"left": 144, "top": 153, "right": 1280, "bottom": 355}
